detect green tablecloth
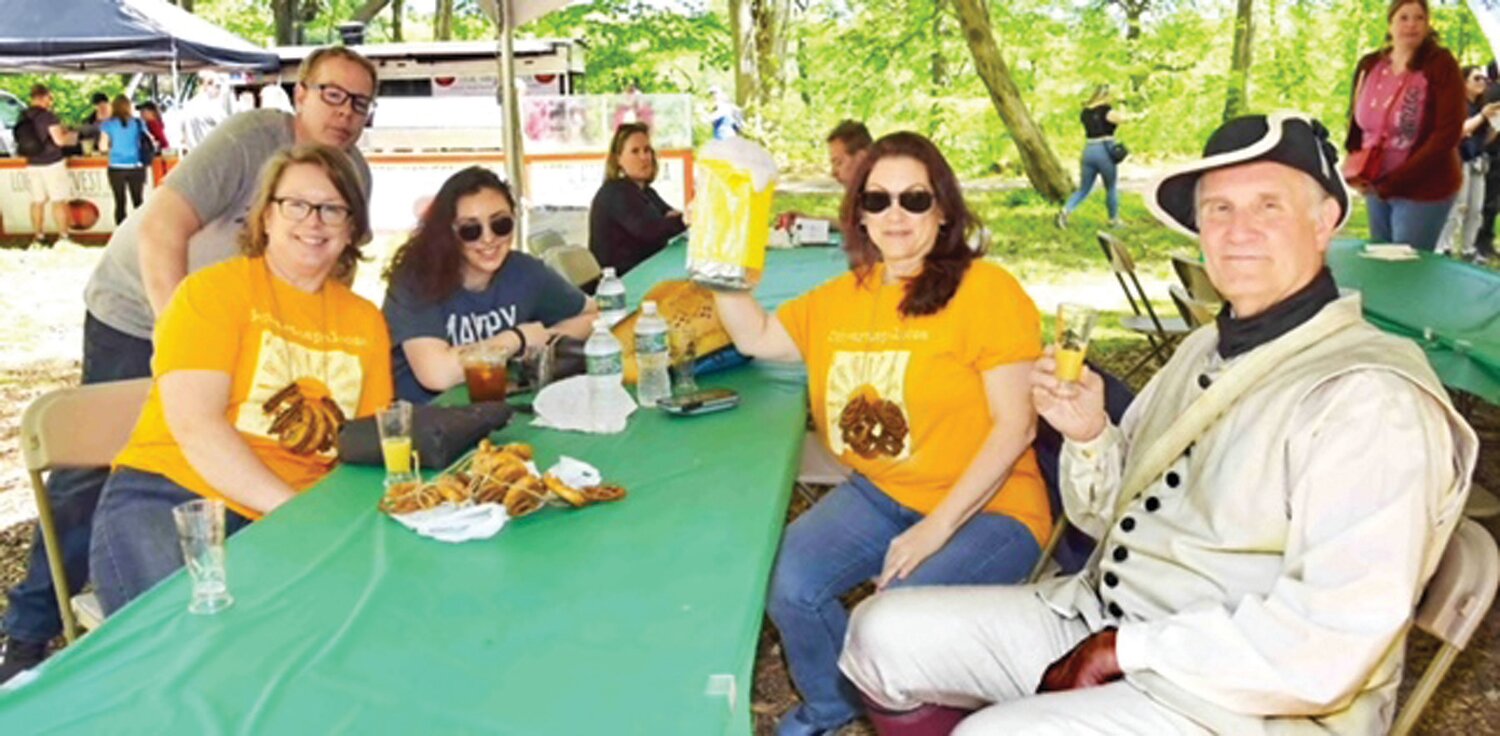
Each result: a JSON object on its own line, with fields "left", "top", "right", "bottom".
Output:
{"left": 0, "top": 244, "right": 850, "bottom": 735}
{"left": 1328, "top": 240, "right": 1500, "bottom": 405}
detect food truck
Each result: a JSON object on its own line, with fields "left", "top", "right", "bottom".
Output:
{"left": 1, "top": 39, "right": 693, "bottom": 248}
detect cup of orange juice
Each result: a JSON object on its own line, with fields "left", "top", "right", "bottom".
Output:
{"left": 377, "top": 400, "right": 418, "bottom": 487}
{"left": 1055, "top": 303, "right": 1098, "bottom": 382}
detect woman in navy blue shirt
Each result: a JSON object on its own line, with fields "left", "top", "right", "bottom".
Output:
{"left": 98, "top": 96, "right": 150, "bottom": 225}
{"left": 382, "top": 167, "right": 598, "bottom": 403}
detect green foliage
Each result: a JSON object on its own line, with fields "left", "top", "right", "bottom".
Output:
{"left": 0, "top": 76, "right": 126, "bottom": 125}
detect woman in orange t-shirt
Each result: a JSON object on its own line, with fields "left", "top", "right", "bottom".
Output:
{"left": 713, "top": 132, "right": 1048, "bottom": 735}
{"left": 91, "top": 145, "right": 394, "bottom": 615}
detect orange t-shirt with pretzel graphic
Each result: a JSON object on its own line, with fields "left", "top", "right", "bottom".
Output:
{"left": 776, "top": 260, "right": 1049, "bottom": 544}
{"left": 114, "top": 256, "right": 393, "bottom": 519}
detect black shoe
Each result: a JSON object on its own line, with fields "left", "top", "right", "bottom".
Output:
{"left": 0, "top": 637, "right": 48, "bottom": 684}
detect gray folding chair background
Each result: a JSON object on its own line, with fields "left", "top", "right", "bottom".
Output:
{"left": 1170, "top": 253, "right": 1222, "bottom": 304}
{"left": 1391, "top": 519, "right": 1500, "bottom": 736}
{"left": 1097, "top": 232, "right": 1190, "bottom": 378}
{"left": 1169, "top": 284, "right": 1216, "bottom": 329}
{"left": 795, "top": 431, "right": 850, "bottom": 505}
{"left": 543, "top": 245, "right": 604, "bottom": 288}
{"left": 20, "top": 378, "right": 153, "bottom": 642}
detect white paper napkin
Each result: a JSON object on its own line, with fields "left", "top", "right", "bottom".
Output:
{"left": 548, "top": 455, "right": 603, "bottom": 488}
{"left": 531, "top": 375, "right": 637, "bottom": 434}
{"left": 392, "top": 503, "right": 509, "bottom": 543}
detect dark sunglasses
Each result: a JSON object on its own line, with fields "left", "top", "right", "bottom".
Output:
{"left": 859, "top": 188, "right": 935, "bottom": 215}
{"left": 454, "top": 215, "right": 516, "bottom": 243}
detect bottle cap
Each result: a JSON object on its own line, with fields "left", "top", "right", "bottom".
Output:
{"left": 641, "top": 300, "right": 657, "bottom": 315}
{"left": 602, "top": 267, "right": 617, "bottom": 278}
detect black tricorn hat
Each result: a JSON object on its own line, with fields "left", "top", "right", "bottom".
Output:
{"left": 1147, "top": 112, "right": 1352, "bottom": 237}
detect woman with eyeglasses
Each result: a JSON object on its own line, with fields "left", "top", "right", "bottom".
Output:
{"left": 383, "top": 167, "right": 597, "bottom": 403}
{"left": 588, "top": 122, "right": 686, "bottom": 277}
{"left": 1345, "top": 0, "right": 1464, "bottom": 251}
{"left": 90, "top": 144, "right": 394, "bottom": 615}
{"left": 711, "top": 132, "right": 1048, "bottom": 736}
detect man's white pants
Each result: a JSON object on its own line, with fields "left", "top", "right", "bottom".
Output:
{"left": 838, "top": 585, "right": 1210, "bottom": 735}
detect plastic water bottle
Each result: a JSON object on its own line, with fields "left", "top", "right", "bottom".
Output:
{"left": 634, "top": 301, "right": 672, "bottom": 407}
{"left": 584, "top": 317, "right": 624, "bottom": 410}
{"left": 596, "top": 267, "right": 627, "bottom": 325}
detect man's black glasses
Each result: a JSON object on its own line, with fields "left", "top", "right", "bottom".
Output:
{"left": 310, "top": 83, "right": 374, "bottom": 115}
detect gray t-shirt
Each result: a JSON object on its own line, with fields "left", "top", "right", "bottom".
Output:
{"left": 83, "top": 108, "right": 372, "bottom": 339}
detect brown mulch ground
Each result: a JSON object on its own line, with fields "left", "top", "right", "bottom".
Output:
{"left": 1, "top": 343, "right": 1496, "bottom": 735}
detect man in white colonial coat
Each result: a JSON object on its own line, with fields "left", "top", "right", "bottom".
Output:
{"left": 837, "top": 112, "right": 1479, "bottom": 735}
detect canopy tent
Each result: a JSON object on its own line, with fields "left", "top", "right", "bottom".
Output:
{"left": 481, "top": 0, "right": 586, "bottom": 208}
{"left": 0, "top": 0, "right": 277, "bottom": 73}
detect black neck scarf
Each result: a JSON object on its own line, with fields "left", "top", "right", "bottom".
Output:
{"left": 1216, "top": 267, "right": 1340, "bottom": 360}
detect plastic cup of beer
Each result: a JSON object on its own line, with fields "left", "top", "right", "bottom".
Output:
{"left": 376, "top": 400, "right": 418, "bottom": 487}
{"left": 1054, "top": 303, "right": 1098, "bottom": 383}
{"left": 460, "top": 343, "right": 513, "bottom": 403}
{"left": 172, "top": 499, "right": 233, "bottom": 615}
{"left": 669, "top": 333, "right": 699, "bottom": 396}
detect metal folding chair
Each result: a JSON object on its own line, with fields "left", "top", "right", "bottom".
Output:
{"left": 20, "top": 378, "right": 152, "bottom": 642}
{"left": 542, "top": 245, "right": 603, "bottom": 288}
{"left": 1170, "top": 253, "right": 1222, "bottom": 304}
{"left": 1169, "top": 284, "right": 1216, "bottom": 329}
{"left": 794, "top": 431, "right": 850, "bottom": 506}
{"left": 1096, "top": 232, "right": 1191, "bottom": 378}
{"left": 1392, "top": 519, "right": 1500, "bottom": 735}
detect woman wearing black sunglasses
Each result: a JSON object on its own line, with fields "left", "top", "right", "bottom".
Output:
{"left": 382, "top": 167, "right": 598, "bottom": 403}
{"left": 588, "top": 122, "right": 687, "bottom": 276}
{"left": 712, "top": 132, "right": 1048, "bottom": 736}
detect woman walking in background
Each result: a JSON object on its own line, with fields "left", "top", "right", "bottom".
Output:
{"left": 98, "top": 95, "right": 149, "bottom": 226}
{"left": 1056, "top": 84, "right": 1141, "bottom": 230}
{"left": 1345, "top": 0, "right": 1463, "bottom": 251}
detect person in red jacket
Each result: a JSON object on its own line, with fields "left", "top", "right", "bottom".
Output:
{"left": 1344, "top": 0, "right": 1464, "bottom": 251}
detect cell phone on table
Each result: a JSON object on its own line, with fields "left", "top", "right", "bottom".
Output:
{"left": 657, "top": 388, "right": 741, "bottom": 416}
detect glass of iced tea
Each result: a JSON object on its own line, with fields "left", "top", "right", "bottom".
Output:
{"left": 1054, "top": 303, "right": 1098, "bottom": 383}
{"left": 460, "top": 342, "right": 513, "bottom": 402}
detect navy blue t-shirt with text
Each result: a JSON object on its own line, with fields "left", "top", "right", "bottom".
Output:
{"left": 383, "top": 252, "right": 587, "bottom": 403}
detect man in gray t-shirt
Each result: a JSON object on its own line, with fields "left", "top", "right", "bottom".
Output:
{"left": 0, "top": 47, "right": 381, "bottom": 684}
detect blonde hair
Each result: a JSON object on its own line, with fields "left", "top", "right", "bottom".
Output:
{"left": 239, "top": 144, "right": 371, "bottom": 280}
{"left": 1084, "top": 84, "right": 1111, "bottom": 109}
{"left": 298, "top": 46, "right": 378, "bottom": 92}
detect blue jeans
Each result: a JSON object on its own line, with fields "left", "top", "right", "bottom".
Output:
{"left": 767, "top": 474, "right": 1040, "bottom": 730}
{"left": 90, "top": 469, "right": 251, "bottom": 615}
{"left": 1063, "top": 141, "right": 1119, "bottom": 219}
{"left": 3, "top": 313, "right": 152, "bottom": 643}
{"left": 1364, "top": 193, "right": 1456, "bottom": 252}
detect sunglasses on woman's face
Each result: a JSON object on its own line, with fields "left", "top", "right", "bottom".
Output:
{"left": 859, "top": 188, "right": 936, "bottom": 215}
{"left": 454, "top": 215, "right": 516, "bottom": 243}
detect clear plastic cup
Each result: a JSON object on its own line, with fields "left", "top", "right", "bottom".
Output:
{"left": 172, "top": 499, "right": 233, "bottom": 615}
{"left": 1054, "top": 303, "right": 1098, "bottom": 382}
{"left": 460, "top": 343, "right": 515, "bottom": 402}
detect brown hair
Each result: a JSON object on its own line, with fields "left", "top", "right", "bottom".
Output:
{"left": 384, "top": 166, "right": 516, "bottom": 302}
{"left": 839, "top": 131, "right": 979, "bottom": 318}
{"left": 827, "top": 119, "right": 873, "bottom": 153}
{"left": 298, "top": 46, "right": 379, "bottom": 91}
{"left": 604, "top": 122, "right": 654, "bottom": 182}
{"left": 239, "top": 144, "right": 371, "bottom": 280}
{"left": 1386, "top": 0, "right": 1428, "bottom": 22}
{"left": 109, "top": 95, "right": 133, "bottom": 123}
{"left": 28, "top": 83, "right": 49, "bottom": 101}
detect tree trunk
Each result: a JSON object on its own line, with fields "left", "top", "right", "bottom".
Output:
{"left": 752, "top": 0, "right": 788, "bottom": 111}
{"left": 950, "top": 0, "right": 1072, "bottom": 200}
{"left": 930, "top": 0, "right": 948, "bottom": 136}
{"left": 435, "top": 0, "right": 454, "bottom": 40}
{"left": 391, "top": 0, "right": 404, "bottom": 42}
{"left": 273, "top": 0, "right": 298, "bottom": 45}
{"left": 729, "top": 0, "right": 756, "bottom": 108}
{"left": 1222, "top": 0, "right": 1255, "bottom": 121}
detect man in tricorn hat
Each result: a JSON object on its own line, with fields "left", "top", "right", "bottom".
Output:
{"left": 836, "top": 112, "right": 1478, "bottom": 734}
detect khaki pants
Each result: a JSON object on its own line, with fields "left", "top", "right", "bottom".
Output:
{"left": 839, "top": 585, "right": 1211, "bottom": 735}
